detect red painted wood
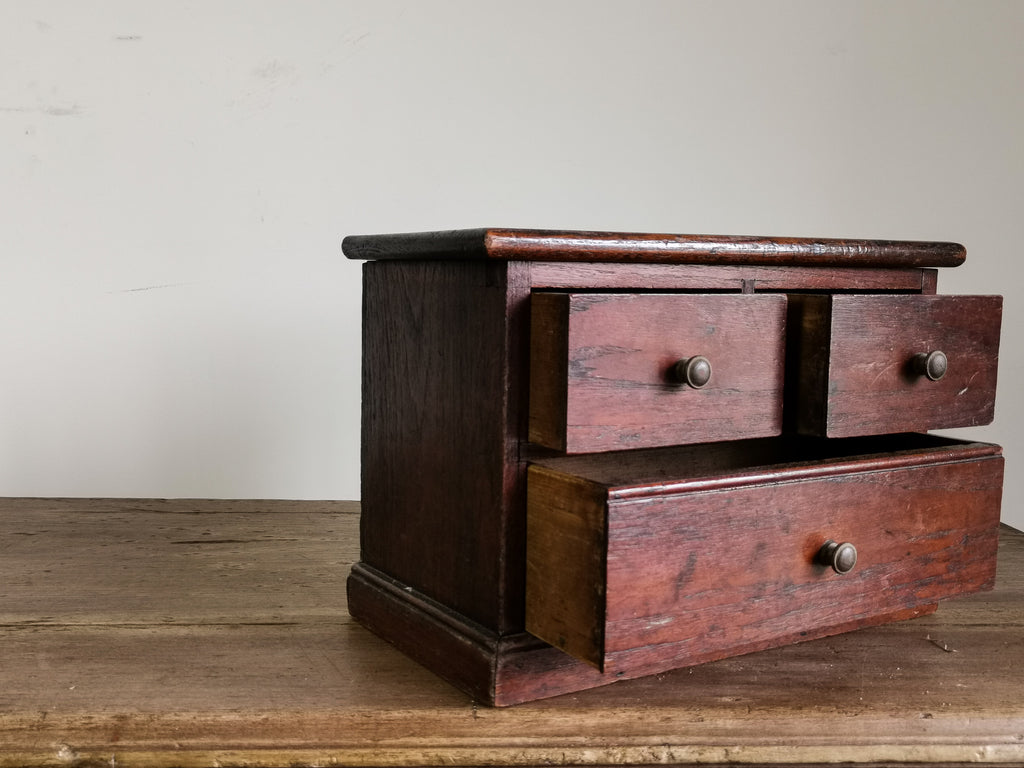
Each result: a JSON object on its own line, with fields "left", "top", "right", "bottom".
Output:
{"left": 527, "top": 437, "right": 1003, "bottom": 676}
{"left": 529, "top": 293, "right": 787, "bottom": 453}
{"left": 790, "top": 295, "right": 1002, "bottom": 437}
{"left": 529, "top": 261, "right": 932, "bottom": 292}
{"left": 532, "top": 432, "right": 1002, "bottom": 499}
{"left": 343, "top": 228, "right": 966, "bottom": 268}
{"left": 602, "top": 457, "right": 1000, "bottom": 672}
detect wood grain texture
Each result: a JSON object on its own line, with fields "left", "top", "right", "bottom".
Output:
{"left": 0, "top": 497, "right": 359, "bottom": 627}
{"left": 357, "top": 259, "right": 531, "bottom": 632}
{"left": 1, "top": 498, "right": 1022, "bottom": 767}
{"left": 525, "top": 467, "right": 607, "bottom": 668}
{"left": 528, "top": 432, "right": 1002, "bottom": 498}
{"left": 601, "top": 457, "right": 1000, "bottom": 672}
{"left": 527, "top": 293, "right": 570, "bottom": 450}
{"left": 528, "top": 293, "right": 787, "bottom": 452}
{"left": 346, "top": 244, "right": 1002, "bottom": 711}
{"left": 342, "top": 228, "right": 967, "bottom": 268}
{"left": 529, "top": 261, "right": 934, "bottom": 292}
{"left": 790, "top": 295, "right": 1002, "bottom": 437}
{"left": 526, "top": 437, "right": 1002, "bottom": 675}
{"left": 347, "top": 562, "right": 501, "bottom": 703}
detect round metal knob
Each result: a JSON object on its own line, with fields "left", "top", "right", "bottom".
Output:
{"left": 912, "top": 350, "right": 948, "bottom": 381}
{"left": 672, "top": 356, "right": 712, "bottom": 388}
{"left": 816, "top": 540, "right": 858, "bottom": 574}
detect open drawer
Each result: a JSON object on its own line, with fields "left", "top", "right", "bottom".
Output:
{"left": 529, "top": 292, "right": 787, "bottom": 453}
{"left": 789, "top": 294, "right": 1002, "bottom": 437}
{"left": 525, "top": 434, "right": 1003, "bottom": 675}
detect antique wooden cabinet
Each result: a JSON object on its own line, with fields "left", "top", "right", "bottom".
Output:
{"left": 343, "top": 229, "right": 1003, "bottom": 706}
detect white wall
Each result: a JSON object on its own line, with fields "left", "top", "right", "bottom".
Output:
{"left": 1, "top": 1, "right": 1021, "bottom": 526}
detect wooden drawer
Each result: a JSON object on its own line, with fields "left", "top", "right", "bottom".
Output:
{"left": 790, "top": 294, "right": 1002, "bottom": 437}
{"left": 525, "top": 434, "right": 1002, "bottom": 675}
{"left": 529, "top": 293, "right": 787, "bottom": 453}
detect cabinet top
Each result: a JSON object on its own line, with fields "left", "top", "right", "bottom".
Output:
{"left": 342, "top": 228, "right": 965, "bottom": 268}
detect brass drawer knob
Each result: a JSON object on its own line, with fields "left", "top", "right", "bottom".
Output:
{"left": 817, "top": 540, "right": 858, "bottom": 574}
{"left": 672, "top": 355, "right": 712, "bottom": 388}
{"left": 912, "top": 350, "right": 948, "bottom": 381}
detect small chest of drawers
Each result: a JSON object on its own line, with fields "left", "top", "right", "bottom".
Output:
{"left": 343, "top": 228, "right": 1003, "bottom": 706}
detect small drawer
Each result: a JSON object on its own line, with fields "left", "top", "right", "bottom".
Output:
{"left": 525, "top": 434, "right": 1002, "bottom": 675}
{"left": 529, "top": 292, "right": 787, "bottom": 453}
{"left": 790, "top": 294, "right": 1002, "bottom": 438}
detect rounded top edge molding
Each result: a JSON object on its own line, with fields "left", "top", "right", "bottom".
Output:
{"left": 342, "top": 228, "right": 966, "bottom": 268}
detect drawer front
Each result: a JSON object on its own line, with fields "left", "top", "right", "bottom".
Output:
{"left": 792, "top": 294, "right": 1002, "bottom": 437}
{"left": 526, "top": 446, "right": 1002, "bottom": 675}
{"left": 529, "top": 293, "right": 787, "bottom": 453}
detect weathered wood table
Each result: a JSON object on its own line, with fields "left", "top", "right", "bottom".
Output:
{"left": 1, "top": 498, "right": 1022, "bottom": 767}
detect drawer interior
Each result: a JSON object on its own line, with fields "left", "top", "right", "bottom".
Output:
{"left": 529, "top": 432, "right": 998, "bottom": 493}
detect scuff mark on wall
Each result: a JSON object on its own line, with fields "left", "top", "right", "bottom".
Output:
{"left": 252, "top": 59, "right": 295, "bottom": 81}
{"left": 43, "top": 105, "right": 83, "bottom": 117}
{"left": 0, "top": 105, "right": 84, "bottom": 117}
{"left": 229, "top": 59, "right": 299, "bottom": 112}
{"left": 108, "top": 283, "right": 197, "bottom": 295}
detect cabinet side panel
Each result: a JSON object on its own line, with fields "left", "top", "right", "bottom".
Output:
{"left": 358, "top": 260, "right": 516, "bottom": 630}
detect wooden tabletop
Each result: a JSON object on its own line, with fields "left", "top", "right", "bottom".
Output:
{"left": 1, "top": 498, "right": 1022, "bottom": 767}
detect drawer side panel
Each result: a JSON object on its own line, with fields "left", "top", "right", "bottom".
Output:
{"left": 529, "top": 293, "right": 570, "bottom": 450}
{"left": 526, "top": 467, "right": 608, "bottom": 669}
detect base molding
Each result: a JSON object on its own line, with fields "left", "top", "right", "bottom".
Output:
{"left": 347, "top": 562, "right": 940, "bottom": 707}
